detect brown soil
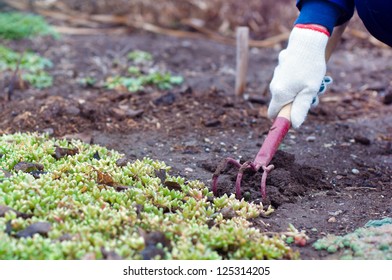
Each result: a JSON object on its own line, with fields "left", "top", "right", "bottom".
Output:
{"left": 1, "top": 31, "right": 391, "bottom": 259}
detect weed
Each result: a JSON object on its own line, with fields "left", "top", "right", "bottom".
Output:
{"left": 0, "top": 45, "right": 53, "bottom": 89}
{"left": 0, "top": 12, "right": 58, "bottom": 40}
{"left": 105, "top": 50, "right": 183, "bottom": 92}
{"left": 128, "top": 50, "right": 153, "bottom": 63}
{"left": 78, "top": 77, "right": 97, "bottom": 88}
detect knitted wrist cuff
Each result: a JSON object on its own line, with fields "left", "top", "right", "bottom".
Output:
{"left": 295, "top": 23, "right": 330, "bottom": 37}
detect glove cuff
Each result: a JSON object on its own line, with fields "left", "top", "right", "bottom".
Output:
{"left": 286, "top": 25, "right": 330, "bottom": 61}
{"left": 295, "top": 23, "right": 330, "bottom": 37}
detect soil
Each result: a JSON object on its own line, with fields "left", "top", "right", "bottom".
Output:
{"left": 1, "top": 31, "right": 391, "bottom": 259}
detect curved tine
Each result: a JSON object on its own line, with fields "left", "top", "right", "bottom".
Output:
{"left": 260, "top": 164, "right": 274, "bottom": 199}
{"left": 235, "top": 161, "right": 255, "bottom": 199}
{"left": 235, "top": 171, "right": 244, "bottom": 199}
{"left": 212, "top": 157, "right": 242, "bottom": 195}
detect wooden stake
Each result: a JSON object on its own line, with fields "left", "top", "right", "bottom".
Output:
{"left": 235, "top": 27, "right": 249, "bottom": 96}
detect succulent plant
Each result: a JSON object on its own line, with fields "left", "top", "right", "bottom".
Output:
{"left": 313, "top": 223, "right": 392, "bottom": 259}
{"left": 0, "top": 133, "right": 296, "bottom": 260}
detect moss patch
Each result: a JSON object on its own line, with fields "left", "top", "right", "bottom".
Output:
{"left": 0, "top": 133, "right": 296, "bottom": 260}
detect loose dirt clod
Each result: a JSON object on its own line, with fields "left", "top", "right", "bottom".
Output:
{"left": 214, "top": 150, "right": 330, "bottom": 208}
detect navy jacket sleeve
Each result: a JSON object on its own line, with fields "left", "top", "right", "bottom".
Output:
{"left": 297, "top": 0, "right": 355, "bottom": 32}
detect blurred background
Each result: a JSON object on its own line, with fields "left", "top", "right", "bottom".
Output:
{"left": 1, "top": 0, "right": 379, "bottom": 48}
{"left": 1, "top": 0, "right": 296, "bottom": 38}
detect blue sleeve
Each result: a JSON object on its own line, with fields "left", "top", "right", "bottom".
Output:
{"left": 296, "top": 0, "right": 355, "bottom": 27}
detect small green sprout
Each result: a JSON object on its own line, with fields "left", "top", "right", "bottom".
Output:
{"left": 104, "top": 49, "right": 183, "bottom": 92}
{"left": 0, "top": 45, "right": 53, "bottom": 89}
{"left": 22, "top": 72, "right": 53, "bottom": 89}
{"left": 128, "top": 66, "right": 141, "bottom": 75}
{"left": 78, "top": 77, "right": 96, "bottom": 88}
{"left": 105, "top": 71, "right": 183, "bottom": 92}
{"left": 127, "top": 50, "right": 153, "bottom": 63}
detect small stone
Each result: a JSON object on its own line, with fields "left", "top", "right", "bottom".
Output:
{"left": 220, "top": 207, "right": 236, "bottom": 219}
{"left": 184, "top": 167, "right": 194, "bottom": 172}
{"left": 204, "top": 119, "right": 221, "bottom": 127}
{"left": 14, "top": 162, "right": 44, "bottom": 173}
{"left": 247, "top": 94, "right": 267, "bottom": 105}
{"left": 63, "top": 132, "right": 92, "bottom": 144}
{"left": 351, "top": 168, "right": 360, "bottom": 174}
{"left": 15, "top": 222, "right": 51, "bottom": 238}
{"left": 306, "top": 136, "right": 316, "bottom": 142}
{"left": 42, "top": 128, "right": 54, "bottom": 135}
{"left": 328, "top": 217, "right": 337, "bottom": 223}
{"left": 116, "top": 156, "right": 131, "bottom": 167}
{"left": 153, "top": 92, "right": 176, "bottom": 106}
{"left": 65, "top": 105, "right": 81, "bottom": 116}
{"left": 383, "top": 91, "right": 392, "bottom": 105}
{"left": 311, "top": 228, "right": 318, "bottom": 233}
{"left": 354, "top": 135, "right": 371, "bottom": 145}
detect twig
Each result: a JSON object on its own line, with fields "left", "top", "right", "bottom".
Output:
{"left": 7, "top": 48, "right": 25, "bottom": 102}
{"left": 53, "top": 26, "right": 130, "bottom": 35}
{"left": 345, "top": 186, "right": 378, "bottom": 191}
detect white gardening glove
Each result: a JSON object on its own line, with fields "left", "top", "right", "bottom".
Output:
{"left": 268, "top": 26, "right": 330, "bottom": 128}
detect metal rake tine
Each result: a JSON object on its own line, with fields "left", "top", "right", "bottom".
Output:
{"left": 212, "top": 157, "right": 242, "bottom": 195}
{"left": 235, "top": 161, "right": 258, "bottom": 199}
{"left": 260, "top": 164, "right": 274, "bottom": 199}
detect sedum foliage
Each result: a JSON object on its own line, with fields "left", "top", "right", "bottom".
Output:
{"left": 0, "top": 133, "right": 296, "bottom": 260}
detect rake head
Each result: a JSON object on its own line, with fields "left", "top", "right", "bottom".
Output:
{"left": 212, "top": 116, "right": 291, "bottom": 200}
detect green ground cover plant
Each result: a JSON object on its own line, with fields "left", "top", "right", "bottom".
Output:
{"left": 105, "top": 50, "right": 183, "bottom": 92}
{"left": 0, "top": 12, "right": 58, "bottom": 40}
{"left": 313, "top": 218, "right": 392, "bottom": 259}
{"left": 0, "top": 45, "right": 53, "bottom": 88}
{"left": 0, "top": 133, "right": 296, "bottom": 260}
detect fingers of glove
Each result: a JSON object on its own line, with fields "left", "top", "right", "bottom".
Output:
{"left": 268, "top": 81, "right": 297, "bottom": 119}
{"left": 268, "top": 98, "right": 286, "bottom": 119}
{"left": 290, "top": 90, "right": 315, "bottom": 129}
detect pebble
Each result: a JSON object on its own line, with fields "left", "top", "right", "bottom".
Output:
{"left": 351, "top": 168, "right": 360, "bottom": 174}
{"left": 354, "top": 135, "right": 371, "bottom": 145}
{"left": 184, "top": 167, "right": 194, "bottom": 173}
{"left": 306, "top": 136, "right": 316, "bottom": 142}
{"left": 42, "top": 127, "right": 54, "bottom": 136}
{"left": 383, "top": 90, "right": 392, "bottom": 105}
{"left": 328, "top": 217, "right": 337, "bottom": 223}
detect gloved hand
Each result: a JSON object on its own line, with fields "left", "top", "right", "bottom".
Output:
{"left": 268, "top": 25, "right": 330, "bottom": 128}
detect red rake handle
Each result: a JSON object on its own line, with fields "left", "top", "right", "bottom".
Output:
{"left": 253, "top": 104, "right": 291, "bottom": 169}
